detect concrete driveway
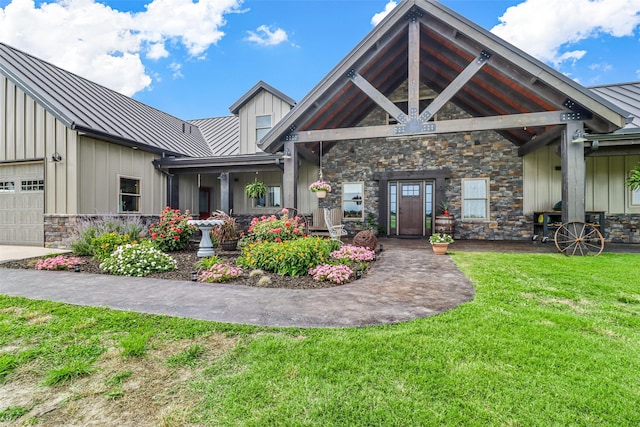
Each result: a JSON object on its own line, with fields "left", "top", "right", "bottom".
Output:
{"left": 0, "top": 245, "right": 70, "bottom": 263}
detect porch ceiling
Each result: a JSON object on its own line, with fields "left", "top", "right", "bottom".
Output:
{"left": 260, "top": 0, "right": 628, "bottom": 155}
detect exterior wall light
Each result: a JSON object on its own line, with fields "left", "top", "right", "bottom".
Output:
{"left": 283, "top": 148, "right": 292, "bottom": 159}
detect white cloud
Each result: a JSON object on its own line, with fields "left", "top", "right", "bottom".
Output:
{"left": 0, "top": 0, "right": 245, "bottom": 96}
{"left": 491, "top": 0, "right": 640, "bottom": 67}
{"left": 589, "top": 63, "right": 613, "bottom": 72}
{"left": 169, "top": 62, "right": 184, "bottom": 79}
{"left": 371, "top": 1, "right": 397, "bottom": 26}
{"left": 245, "top": 25, "right": 289, "bottom": 46}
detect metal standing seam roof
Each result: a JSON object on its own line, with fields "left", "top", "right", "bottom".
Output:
{"left": 590, "top": 82, "right": 640, "bottom": 130}
{"left": 188, "top": 116, "right": 240, "bottom": 156}
{"left": 0, "top": 42, "right": 212, "bottom": 158}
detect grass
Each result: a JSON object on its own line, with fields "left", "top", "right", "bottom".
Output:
{"left": 1, "top": 251, "right": 639, "bottom": 425}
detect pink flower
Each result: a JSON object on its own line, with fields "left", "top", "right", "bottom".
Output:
{"left": 281, "top": 208, "right": 289, "bottom": 215}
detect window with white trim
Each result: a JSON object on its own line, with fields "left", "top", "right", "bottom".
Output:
{"left": 462, "top": 178, "right": 489, "bottom": 220}
{"left": 254, "top": 185, "right": 281, "bottom": 208}
{"left": 0, "top": 181, "right": 15, "bottom": 192}
{"left": 119, "top": 176, "right": 141, "bottom": 212}
{"left": 256, "top": 115, "right": 272, "bottom": 142}
{"left": 631, "top": 188, "right": 640, "bottom": 206}
{"left": 343, "top": 182, "right": 364, "bottom": 220}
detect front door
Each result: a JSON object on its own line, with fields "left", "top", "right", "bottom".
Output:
{"left": 398, "top": 183, "right": 423, "bottom": 235}
{"left": 199, "top": 187, "right": 210, "bottom": 219}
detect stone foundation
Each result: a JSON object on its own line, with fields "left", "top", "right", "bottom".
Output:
{"left": 44, "top": 214, "right": 160, "bottom": 249}
{"left": 604, "top": 215, "right": 640, "bottom": 243}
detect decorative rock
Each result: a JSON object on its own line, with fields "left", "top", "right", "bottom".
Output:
{"left": 353, "top": 230, "right": 378, "bottom": 251}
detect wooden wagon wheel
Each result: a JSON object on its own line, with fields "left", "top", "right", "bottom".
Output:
{"left": 554, "top": 221, "right": 604, "bottom": 256}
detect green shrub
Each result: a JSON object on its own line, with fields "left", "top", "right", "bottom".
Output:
{"left": 149, "top": 207, "right": 196, "bottom": 252}
{"left": 91, "top": 232, "right": 138, "bottom": 261}
{"left": 236, "top": 237, "right": 339, "bottom": 276}
{"left": 70, "top": 216, "right": 146, "bottom": 256}
{"left": 99, "top": 241, "right": 177, "bottom": 277}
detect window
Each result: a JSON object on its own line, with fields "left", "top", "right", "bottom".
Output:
{"left": 462, "top": 178, "right": 489, "bottom": 220}
{"left": 402, "top": 184, "right": 420, "bottom": 197}
{"left": 254, "top": 185, "right": 281, "bottom": 208}
{"left": 343, "top": 182, "right": 364, "bottom": 219}
{"left": 425, "top": 182, "right": 433, "bottom": 230}
{"left": 0, "top": 181, "right": 15, "bottom": 192}
{"left": 256, "top": 115, "right": 272, "bottom": 142}
{"left": 389, "top": 183, "right": 397, "bottom": 231}
{"left": 21, "top": 180, "right": 44, "bottom": 191}
{"left": 119, "top": 176, "right": 141, "bottom": 212}
{"left": 631, "top": 188, "right": 640, "bottom": 206}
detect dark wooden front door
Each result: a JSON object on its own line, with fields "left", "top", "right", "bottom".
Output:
{"left": 199, "top": 187, "right": 210, "bottom": 219}
{"left": 398, "top": 183, "right": 423, "bottom": 235}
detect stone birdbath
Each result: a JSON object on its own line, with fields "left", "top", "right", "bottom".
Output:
{"left": 187, "top": 219, "right": 223, "bottom": 257}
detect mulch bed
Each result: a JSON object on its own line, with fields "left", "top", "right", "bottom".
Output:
{"left": 0, "top": 245, "right": 349, "bottom": 290}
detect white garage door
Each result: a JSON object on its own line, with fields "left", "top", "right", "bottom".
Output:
{"left": 0, "top": 162, "right": 44, "bottom": 246}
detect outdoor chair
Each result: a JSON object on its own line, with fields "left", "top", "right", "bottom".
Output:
{"left": 324, "top": 208, "right": 347, "bottom": 242}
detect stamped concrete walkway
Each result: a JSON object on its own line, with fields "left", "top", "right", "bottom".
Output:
{"left": 0, "top": 242, "right": 475, "bottom": 328}
{"left": 2, "top": 238, "right": 637, "bottom": 328}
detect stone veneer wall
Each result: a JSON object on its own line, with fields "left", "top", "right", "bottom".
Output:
{"left": 320, "top": 132, "right": 527, "bottom": 240}
{"left": 317, "top": 91, "right": 529, "bottom": 240}
{"left": 605, "top": 215, "right": 640, "bottom": 243}
{"left": 44, "top": 214, "right": 160, "bottom": 249}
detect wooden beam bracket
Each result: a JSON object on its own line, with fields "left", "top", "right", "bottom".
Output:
{"left": 560, "top": 111, "right": 592, "bottom": 122}
{"left": 394, "top": 122, "right": 436, "bottom": 135}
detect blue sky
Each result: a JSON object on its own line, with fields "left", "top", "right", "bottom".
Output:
{"left": 1, "top": 0, "right": 639, "bottom": 120}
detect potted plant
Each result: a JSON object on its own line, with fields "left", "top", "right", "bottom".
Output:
{"left": 626, "top": 164, "right": 640, "bottom": 191}
{"left": 441, "top": 201, "right": 450, "bottom": 216}
{"left": 210, "top": 210, "right": 240, "bottom": 250}
{"left": 245, "top": 180, "right": 267, "bottom": 199}
{"left": 309, "top": 180, "right": 332, "bottom": 198}
{"left": 429, "top": 233, "right": 454, "bottom": 255}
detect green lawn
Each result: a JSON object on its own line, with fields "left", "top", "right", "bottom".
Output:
{"left": 1, "top": 252, "right": 639, "bottom": 426}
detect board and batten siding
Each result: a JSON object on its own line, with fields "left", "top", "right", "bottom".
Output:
{"left": 238, "top": 90, "right": 293, "bottom": 155}
{"left": 178, "top": 174, "right": 199, "bottom": 216}
{"left": 1, "top": 75, "right": 79, "bottom": 215}
{"left": 78, "top": 137, "right": 166, "bottom": 214}
{"left": 523, "top": 145, "right": 640, "bottom": 215}
{"left": 231, "top": 163, "right": 319, "bottom": 215}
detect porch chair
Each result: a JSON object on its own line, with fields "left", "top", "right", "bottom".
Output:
{"left": 324, "top": 208, "right": 348, "bottom": 242}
